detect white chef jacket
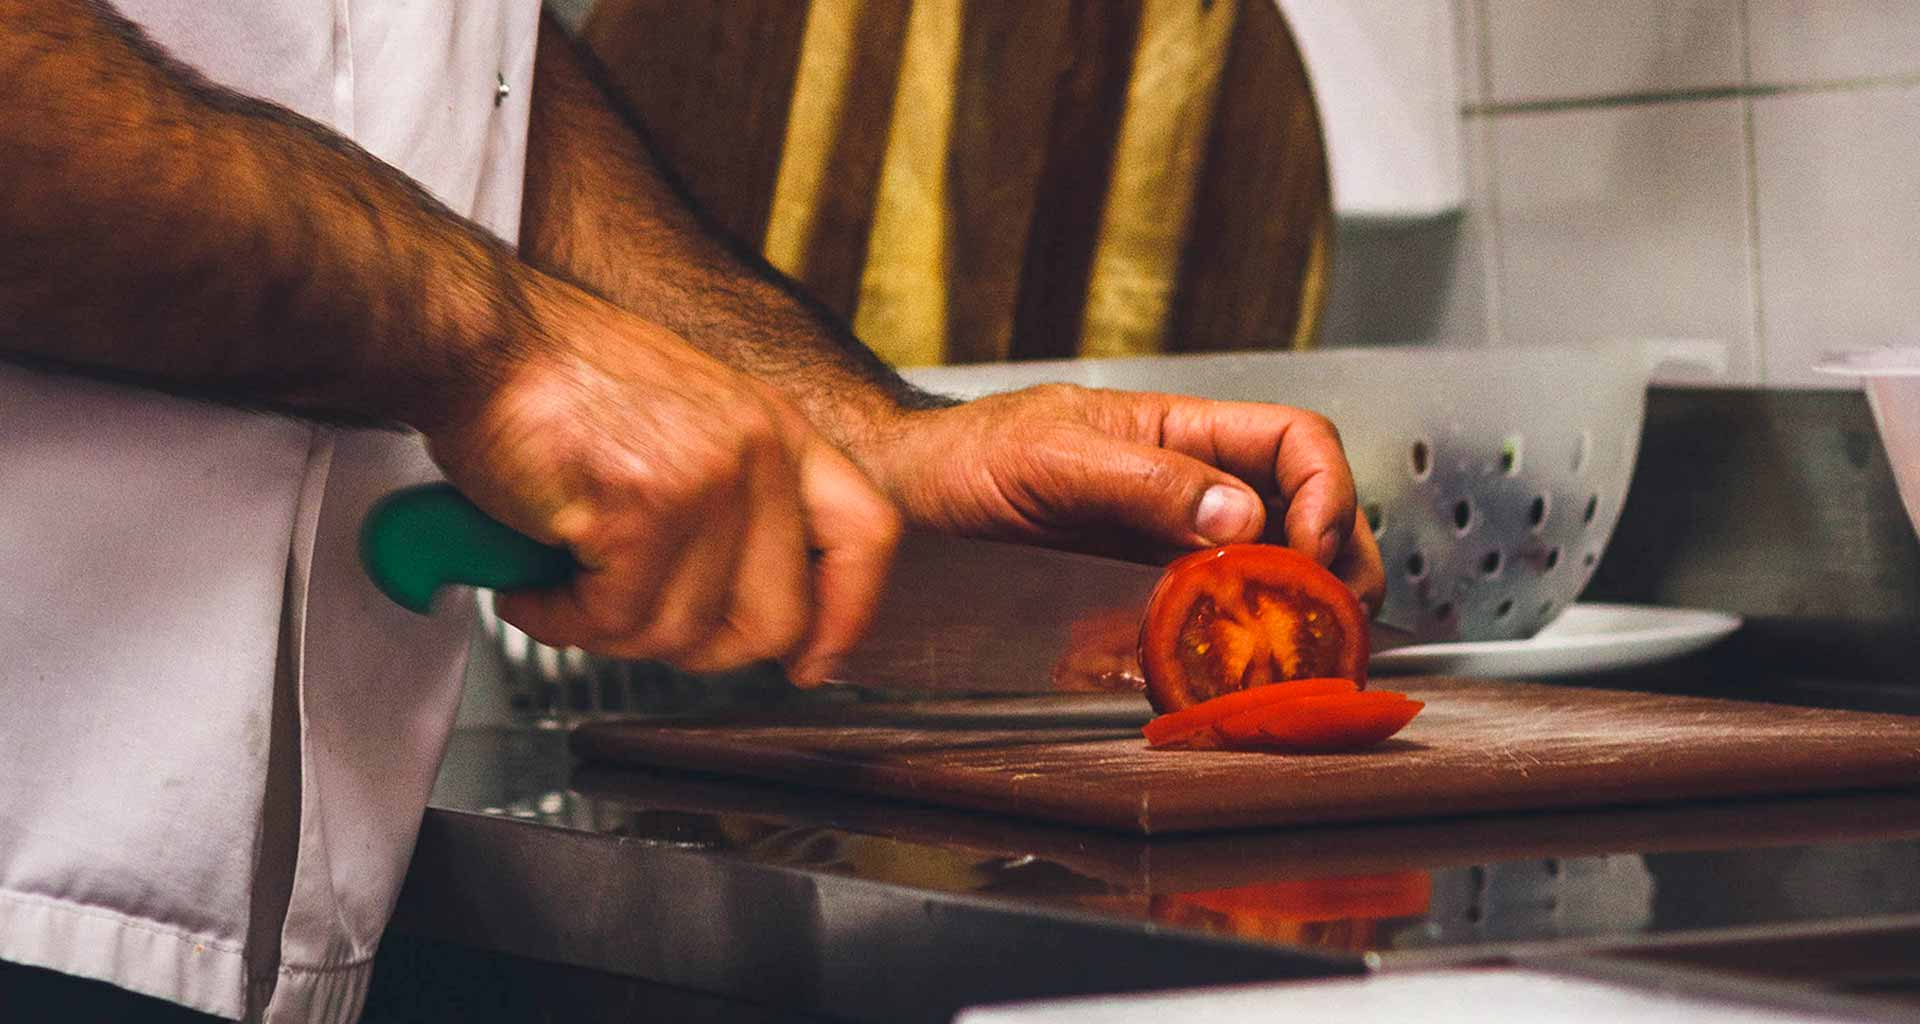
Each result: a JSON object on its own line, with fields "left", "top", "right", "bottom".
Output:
{"left": 0, "top": 3, "right": 541, "bottom": 1021}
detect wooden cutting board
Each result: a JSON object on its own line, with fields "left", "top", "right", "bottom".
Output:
{"left": 569, "top": 678, "right": 1920, "bottom": 835}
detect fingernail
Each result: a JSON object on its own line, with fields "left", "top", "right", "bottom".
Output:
{"left": 1195, "top": 485, "right": 1257, "bottom": 544}
{"left": 1316, "top": 525, "right": 1342, "bottom": 566}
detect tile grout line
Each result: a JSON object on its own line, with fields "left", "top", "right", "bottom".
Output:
{"left": 1738, "top": 0, "right": 1768, "bottom": 386}
{"left": 1470, "top": 0, "right": 1505, "bottom": 349}
{"left": 1463, "top": 70, "right": 1920, "bottom": 118}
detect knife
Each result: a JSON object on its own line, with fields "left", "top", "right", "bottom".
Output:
{"left": 360, "top": 482, "right": 1415, "bottom": 694}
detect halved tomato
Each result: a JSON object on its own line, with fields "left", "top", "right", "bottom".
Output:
{"left": 1139, "top": 544, "right": 1369, "bottom": 713}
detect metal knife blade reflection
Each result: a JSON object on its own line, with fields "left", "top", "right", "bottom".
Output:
{"left": 830, "top": 533, "right": 1413, "bottom": 696}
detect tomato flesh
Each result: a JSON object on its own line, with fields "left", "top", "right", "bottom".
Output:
{"left": 1141, "top": 545, "right": 1369, "bottom": 713}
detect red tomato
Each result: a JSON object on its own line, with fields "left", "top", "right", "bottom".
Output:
{"left": 1232, "top": 692, "right": 1423, "bottom": 752}
{"left": 1138, "top": 544, "right": 1369, "bottom": 713}
{"left": 1141, "top": 677, "right": 1359, "bottom": 749}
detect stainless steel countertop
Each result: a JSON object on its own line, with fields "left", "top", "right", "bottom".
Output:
{"left": 391, "top": 668, "right": 1920, "bottom": 1022}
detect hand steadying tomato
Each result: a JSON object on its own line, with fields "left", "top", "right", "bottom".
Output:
{"left": 1139, "top": 544, "right": 1370, "bottom": 713}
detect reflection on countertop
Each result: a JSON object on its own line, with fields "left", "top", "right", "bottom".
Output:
{"left": 420, "top": 718, "right": 1920, "bottom": 967}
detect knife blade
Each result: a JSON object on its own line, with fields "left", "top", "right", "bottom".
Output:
{"left": 360, "top": 483, "right": 1412, "bottom": 695}
{"left": 838, "top": 533, "right": 1423, "bottom": 692}
{"left": 832, "top": 531, "right": 1166, "bottom": 694}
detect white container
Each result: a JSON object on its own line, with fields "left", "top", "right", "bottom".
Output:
{"left": 904, "top": 341, "right": 1660, "bottom": 643}
{"left": 1275, "top": 0, "right": 1462, "bottom": 221}
{"left": 1815, "top": 347, "right": 1920, "bottom": 541}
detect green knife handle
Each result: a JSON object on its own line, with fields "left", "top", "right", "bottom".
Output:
{"left": 360, "top": 483, "right": 576, "bottom": 613}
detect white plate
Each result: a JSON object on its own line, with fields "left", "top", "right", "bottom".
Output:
{"left": 1371, "top": 603, "right": 1741, "bottom": 679}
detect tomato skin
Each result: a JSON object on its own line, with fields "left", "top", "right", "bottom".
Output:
{"left": 1138, "top": 544, "right": 1370, "bottom": 713}
{"left": 1236, "top": 692, "right": 1423, "bottom": 752}
{"left": 1143, "top": 685, "right": 1421, "bottom": 752}
{"left": 1141, "top": 677, "right": 1359, "bottom": 748}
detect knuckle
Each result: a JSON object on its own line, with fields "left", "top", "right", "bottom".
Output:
{"left": 725, "top": 402, "right": 784, "bottom": 454}
{"left": 580, "top": 457, "right": 676, "bottom": 516}
{"left": 1002, "top": 383, "right": 1091, "bottom": 424}
{"left": 1026, "top": 382, "right": 1085, "bottom": 403}
{"left": 861, "top": 494, "right": 905, "bottom": 550}
{"left": 1304, "top": 411, "right": 1343, "bottom": 447}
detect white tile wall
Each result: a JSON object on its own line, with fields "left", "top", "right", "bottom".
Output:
{"left": 1454, "top": 0, "right": 1486, "bottom": 106}
{"left": 1437, "top": 115, "right": 1500, "bottom": 346}
{"left": 1315, "top": 116, "right": 1499, "bottom": 348}
{"left": 1489, "top": 100, "right": 1759, "bottom": 381}
{"left": 1746, "top": 0, "right": 1920, "bottom": 86}
{"left": 1752, "top": 84, "right": 1920, "bottom": 387}
{"left": 1482, "top": 0, "right": 1744, "bottom": 103}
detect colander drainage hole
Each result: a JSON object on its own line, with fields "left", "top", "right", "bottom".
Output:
{"left": 1494, "top": 599, "right": 1514, "bottom": 619}
{"left": 1411, "top": 440, "right": 1432, "bottom": 480}
{"left": 1364, "top": 502, "right": 1385, "bottom": 536}
{"left": 1405, "top": 551, "right": 1427, "bottom": 580}
{"left": 1584, "top": 494, "right": 1599, "bottom": 524}
{"left": 1453, "top": 499, "right": 1474, "bottom": 534}
{"left": 1584, "top": 551, "right": 1598, "bottom": 568}
{"left": 1500, "top": 437, "right": 1524, "bottom": 476}
{"left": 1528, "top": 495, "right": 1549, "bottom": 531}
{"left": 1480, "top": 550, "right": 1503, "bottom": 577}
{"left": 1432, "top": 602, "right": 1455, "bottom": 623}
{"left": 1544, "top": 547, "right": 1562, "bottom": 571}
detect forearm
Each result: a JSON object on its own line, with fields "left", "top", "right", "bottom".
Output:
{"left": 520, "top": 14, "right": 947, "bottom": 457}
{"left": 0, "top": 0, "right": 550, "bottom": 429}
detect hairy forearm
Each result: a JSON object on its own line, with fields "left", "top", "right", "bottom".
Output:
{"left": 520, "top": 15, "right": 948, "bottom": 456}
{"left": 0, "top": 0, "right": 546, "bottom": 429}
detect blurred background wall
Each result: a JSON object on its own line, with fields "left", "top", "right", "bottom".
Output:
{"left": 1419, "top": 0, "right": 1920, "bottom": 388}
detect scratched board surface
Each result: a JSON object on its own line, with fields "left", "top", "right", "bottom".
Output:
{"left": 569, "top": 678, "right": 1920, "bottom": 835}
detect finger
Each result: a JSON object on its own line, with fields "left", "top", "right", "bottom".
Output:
{"left": 1157, "top": 397, "right": 1357, "bottom": 564}
{"left": 603, "top": 482, "right": 751, "bottom": 663}
{"left": 492, "top": 547, "right": 680, "bottom": 654}
{"left": 1010, "top": 429, "right": 1271, "bottom": 548}
{"left": 1333, "top": 504, "right": 1387, "bottom": 615}
{"left": 682, "top": 435, "right": 813, "bottom": 672}
{"left": 786, "top": 440, "right": 900, "bottom": 687}
{"left": 494, "top": 488, "right": 734, "bottom": 656}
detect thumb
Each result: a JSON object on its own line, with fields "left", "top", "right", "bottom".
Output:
{"left": 1023, "top": 439, "right": 1268, "bottom": 548}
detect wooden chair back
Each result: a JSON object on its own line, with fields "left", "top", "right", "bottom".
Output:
{"left": 580, "top": 0, "right": 1331, "bottom": 365}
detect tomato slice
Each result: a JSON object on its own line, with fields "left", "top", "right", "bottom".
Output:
{"left": 1139, "top": 544, "right": 1369, "bottom": 713}
{"left": 1142, "top": 678, "right": 1359, "bottom": 748}
{"left": 1241, "top": 692, "right": 1423, "bottom": 752}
